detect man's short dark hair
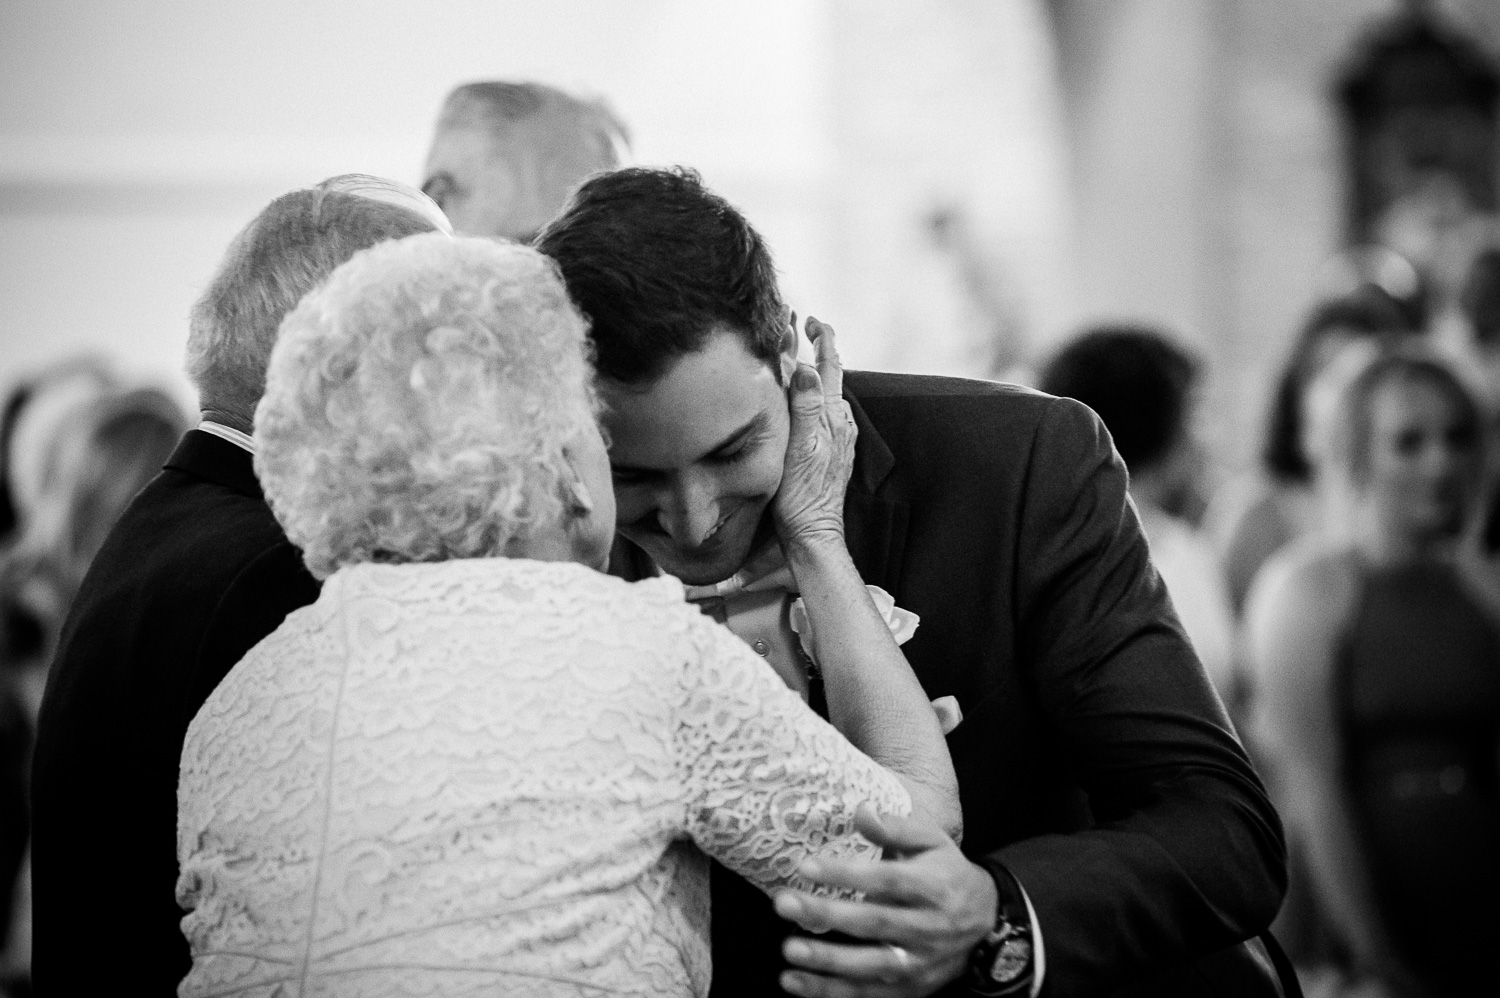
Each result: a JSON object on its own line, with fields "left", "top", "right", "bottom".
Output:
{"left": 1039, "top": 326, "right": 1198, "bottom": 473}
{"left": 535, "top": 167, "right": 786, "bottom": 385}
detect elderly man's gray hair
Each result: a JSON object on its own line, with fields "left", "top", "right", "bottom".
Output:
{"left": 422, "top": 82, "right": 630, "bottom": 241}
{"left": 437, "top": 81, "right": 629, "bottom": 152}
{"left": 185, "top": 175, "right": 443, "bottom": 427}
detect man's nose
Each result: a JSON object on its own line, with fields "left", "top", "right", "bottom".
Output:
{"left": 658, "top": 476, "right": 722, "bottom": 548}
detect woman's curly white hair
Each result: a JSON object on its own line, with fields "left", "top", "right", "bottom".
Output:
{"left": 255, "top": 232, "right": 599, "bottom": 580}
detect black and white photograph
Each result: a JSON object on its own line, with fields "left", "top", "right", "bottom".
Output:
{"left": 2, "top": 2, "right": 1498, "bottom": 996}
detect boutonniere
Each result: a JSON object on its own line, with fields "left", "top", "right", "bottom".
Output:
{"left": 788, "top": 588, "right": 957, "bottom": 732}
{"left": 787, "top": 585, "right": 920, "bottom": 657}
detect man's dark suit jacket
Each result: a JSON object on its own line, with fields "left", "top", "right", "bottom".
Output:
{"left": 30, "top": 430, "right": 320, "bottom": 996}
{"left": 703, "top": 373, "right": 1288, "bottom": 998}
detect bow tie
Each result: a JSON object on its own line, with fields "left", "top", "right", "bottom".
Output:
{"left": 675, "top": 540, "right": 951, "bottom": 731}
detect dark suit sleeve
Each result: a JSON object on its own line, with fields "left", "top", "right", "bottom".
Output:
{"left": 991, "top": 396, "right": 1285, "bottom": 995}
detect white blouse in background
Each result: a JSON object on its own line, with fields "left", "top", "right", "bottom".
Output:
{"left": 176, "top": 558, "right": 909, "bottom": 998}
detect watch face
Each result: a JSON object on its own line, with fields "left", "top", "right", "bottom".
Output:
{"left": 990, "top": 937, "right": 1033, "bottom": 984}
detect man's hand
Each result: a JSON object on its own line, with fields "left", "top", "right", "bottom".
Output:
{"left": 773, "top": 316, "right": 857, "bottom": 551}
{"left": 774, "top": 810, "right": 998, "bottom": 998}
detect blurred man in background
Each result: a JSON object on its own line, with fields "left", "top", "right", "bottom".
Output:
{"left": 422, "top": 80, "right": 630, "bottom": 242}
{"left": 1039, "top": 327, "right": 1238, "bottom": 706}
{"left": 29, "top": 176, "right": 444, "bottom": 998}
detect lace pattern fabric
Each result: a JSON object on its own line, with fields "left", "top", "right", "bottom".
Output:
{"left": 177, "top": 558, "right": 910, "bottom": 997}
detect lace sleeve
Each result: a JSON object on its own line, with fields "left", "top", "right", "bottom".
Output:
{"left": 672, "top": 607, "right": 912, "bottom": 897}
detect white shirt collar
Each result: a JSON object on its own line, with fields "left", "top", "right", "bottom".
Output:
{"left": 197, "top": 419, "right": 255, "bottom": 455}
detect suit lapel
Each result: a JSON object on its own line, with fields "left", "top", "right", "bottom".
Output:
{"left": 844, "top": 492, "right": 908, "bottom": 590}
{"left": 842, "top": 386, "right": 909, "bottom": 591}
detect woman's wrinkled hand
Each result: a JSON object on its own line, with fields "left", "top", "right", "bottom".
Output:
{"left": 773, "top": 316, "right": 857, "bottom": 552}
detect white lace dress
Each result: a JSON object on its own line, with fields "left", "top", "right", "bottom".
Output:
{"left": 176, "top": 558, "right": 910, "bottom": 997}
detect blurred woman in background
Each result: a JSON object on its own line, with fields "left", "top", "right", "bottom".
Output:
{"left": 1444, "top": 237, "right": 1500, "bottom": 556}
{"left": 0, "top": 379, "right": 187, "bottom": 991}
{"left": 1246, "top": 346, "right": 1499, "bottom": 997}
{"left": 0, "top": 358, "right": 117, "bottom": 548}
{"left": 1212, "top": 293, "right": 1418, "bottom": 616}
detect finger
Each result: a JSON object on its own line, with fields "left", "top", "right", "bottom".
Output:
{"left": 854, "top": 808, "right": 953, "bottom": 855}
{"left": 774, "top": 890, "right": 930, "bottom": 939}
{"left": 783, "top": 937, "right": 923, "bottom": 985}
{"left": 788, "top": 362, "right": 825, "bottom": 423}
{"left": 793, "top": 856, "right": 935, "bottom": 906}
{"left": 806, "top": 317, "right": 844, "bottom": 400}
{"left": 787, "top": 309, "right": 800, "bottom": 354}
{"left": 779, "top": 969, "right": 905, "bottom": 998}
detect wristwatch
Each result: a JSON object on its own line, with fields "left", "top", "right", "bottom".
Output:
{"left": 967, "top": 869, "right": 1035, "bottom": 997}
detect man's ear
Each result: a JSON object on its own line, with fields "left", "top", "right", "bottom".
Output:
{"left": 420, "top": 172, "right": 455, "bottom": 213}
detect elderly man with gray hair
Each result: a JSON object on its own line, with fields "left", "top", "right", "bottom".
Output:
{"left": 422, "top": 80, "right": 629, "bottom": 242}
{"left": 29, "top": 176, "right": 447, "bottom": 997}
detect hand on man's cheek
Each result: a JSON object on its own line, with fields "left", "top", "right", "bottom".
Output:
{"left": 770, "top": 318, "right": 857, "bottom": 551}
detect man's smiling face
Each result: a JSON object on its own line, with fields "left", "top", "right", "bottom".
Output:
{"left": 601, "top": 327, "right": 791, "bottom": 586}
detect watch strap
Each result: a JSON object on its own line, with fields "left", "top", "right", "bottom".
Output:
{"left": 967, "top": 864, "right": 1035, "bottom": 997}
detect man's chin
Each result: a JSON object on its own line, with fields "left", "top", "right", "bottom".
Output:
{"left": 629, "top": 535, "right": 757, "bottom": 587}
{"left": 651, "top": 551, "right": 750, "bottom": 587}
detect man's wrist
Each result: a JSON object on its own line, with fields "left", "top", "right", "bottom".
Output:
{"left": 967, "top": 865, "right": 1039, "bottom": 997}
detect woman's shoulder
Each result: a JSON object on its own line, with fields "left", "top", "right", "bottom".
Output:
{"left": 1207, "top": 475, "right": 1301, "bottom": 551}
{"left": 332, "top": 558, "right": 695, "bottom": 621}
{"left": 1250, "top": 537, "right": 1362, "bottom": 615}
{"left": 1266, "top": 535, "right": 1361, "bottom": 587}
{"left": 1244, "top": 538, "right": 1364, "bottom": 685}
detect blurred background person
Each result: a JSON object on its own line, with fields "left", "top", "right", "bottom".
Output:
{"left": 0, "top": 378, "right": 187, "bottom": 992}
{"left": 1, "top": 387, "right": 187, "bottom": 666}
{"left": 1246, "top": 345, "right": 1498, "bottom": 997}
{"left": 1439, "top": 232, "right": 1500, "bottom": 556}
{"left": 0, "top": 360, "right": 117, "bottom": 550}
{"left": 421, "top": 80, "right": 630, "bottom": 242}
{"left": 1039, "top": 326, "right": 1237, "bottom": 703}
{"left": 1211, "top": 292, "right": 1420, "bottom": 617}
{"left": 1455, "top": 243, "right": 1500, "bottom": 377}
{"left": 0, "top": 358, "right": 115, "bottom": 996}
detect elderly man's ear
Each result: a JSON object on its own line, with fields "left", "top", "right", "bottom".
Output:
{"left": 420, "top": 173, "right": 455, "bottom": 215}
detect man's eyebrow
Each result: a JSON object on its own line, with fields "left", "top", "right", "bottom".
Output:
{"left": 704, "top": 412, "right": 767, "bottom": 456}
{"left": 611, "top": 412, "right": 767, "bottom": 474}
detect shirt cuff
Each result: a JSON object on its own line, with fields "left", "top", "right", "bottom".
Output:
{"left": 1014, "top": 877, "right": 1046, "bottom": 998}
{"left": 980, "top": 860, "right": 1046, "bottom": 997}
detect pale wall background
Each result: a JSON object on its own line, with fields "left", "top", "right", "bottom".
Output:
{"left": 3, "top": 0, "right": 1499, "bottom": 473}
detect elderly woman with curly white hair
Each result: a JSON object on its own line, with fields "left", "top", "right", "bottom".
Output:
{"left": 173, "top": 232, "right": 959, "bottom": 998}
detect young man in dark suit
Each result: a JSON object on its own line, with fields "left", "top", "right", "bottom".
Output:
{"left": 537, "top": 167, "right": 1291, "bottom": 998}
{"left": 28, "top": 177, "right": 446, "bottom": 997}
